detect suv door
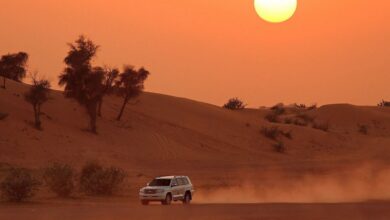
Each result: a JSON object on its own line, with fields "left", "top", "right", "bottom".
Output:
{"left": 176, "top": 178, "right": 187, "bottom": 198}
{"left": 170, "top": 178, "right": 181, "bottom": 199}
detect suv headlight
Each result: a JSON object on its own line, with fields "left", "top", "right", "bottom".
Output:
{"left": 156, "top": 189, "right": 165, "bottom": 193}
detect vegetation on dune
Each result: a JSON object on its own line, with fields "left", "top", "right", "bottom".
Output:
{"left": 265, "top": 103, "right": 285, "bottom": 123}
{"left": 58, "top": 36, "right": 150, "bottom": 132}
{"left": 0, "top": 168, "right": 40, "bottom": 202}
{"left": 0, "top": 52, "right": 28, "bottom": 89}
{"left": 116, "top": 66, "right": 150, "bottom": 121}
{"left": 43, "top": 163, "right": 75, "bottom": 197}
{"left": 223, "top": 98, "right": 246, "bottom": 110}
{"left": 378, "top": 100, "right": 390, "bottom": 107}
{"left": 260, "top": 126, "right": 292, "bottom": 153}
{"left": 80, "top": 162, "right": 126, "bottom": 196}
{"left": 24, "top": 73, "right": 51, "bottom": 130}
{"left": 58, "top": 36, "right": 103, "bottom": 134}
{"left": 98, "top": 67, "right": 119, "bottom": 117}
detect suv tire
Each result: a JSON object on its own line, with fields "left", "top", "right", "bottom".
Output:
{"left": 162, "top": 193, "right": 172, "bottom": 205}
{"left": 183, "top": 192, "right": 191, "bottom": 204}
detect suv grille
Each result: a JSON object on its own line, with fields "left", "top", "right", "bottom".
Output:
{"left": 145, "top": 189, "right": 157, "bottom": 194}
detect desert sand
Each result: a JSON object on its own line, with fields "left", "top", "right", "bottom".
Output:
{"left": 1, "top": 80, "right": 390, "bottom": 219}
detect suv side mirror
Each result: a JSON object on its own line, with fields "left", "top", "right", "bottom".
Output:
{"left": 171, "top": 183, "right": 178, "bottom": 187}
{"left": 147, "top": 182, "right": 150, "bottom": 186}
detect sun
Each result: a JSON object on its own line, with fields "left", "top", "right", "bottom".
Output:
{"left": 254, "top": 0, "right": 297, "bottom": 23}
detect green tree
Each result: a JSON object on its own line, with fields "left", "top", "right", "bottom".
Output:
{"left": 116, "top": 66, "right": 150, "bottom": 121}
{"left": 24, "top": 74, "right": 51, "bottom": 130}
{"left": 58, "top": 36, "right": 104, "bottom": 133}
{"left": 0, "top": 52, "right": 29, "bottom": 89}
{"left": 98, "top": 67, "right": 119, "bottom": 117}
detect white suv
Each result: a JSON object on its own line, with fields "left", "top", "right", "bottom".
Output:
{"left": 139, "top": 176, "right": 195, "bottom": 205}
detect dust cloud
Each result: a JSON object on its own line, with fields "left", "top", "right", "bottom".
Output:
{"left": 195, "top": 163, "right": 390, "bottom": 203}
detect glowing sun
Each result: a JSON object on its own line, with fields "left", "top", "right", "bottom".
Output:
{"left": 254, "top": 0, "right": 297, "bottom": 23}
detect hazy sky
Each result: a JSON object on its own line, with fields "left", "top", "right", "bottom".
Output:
{"left": 1, "top": 0, "right": 389, "bottom": 106}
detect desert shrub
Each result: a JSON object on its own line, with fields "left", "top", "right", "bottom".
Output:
{"left": 307, "top": 104, "right": 317, "bottom": 110}
{"left": 313, "top": 122, "right": 329, "bottom": 132}
{"left": 358, "top": 124, "right": 368, "bottom": 135}
{"left": 261, "top": 127, "right": 292, "bottom": 140}
{"left": 43, "top": 163, "right": 75, "bottom": 197}
{"left": 378, "top": 100, "right": 390, "bottom": 107}
{"left": 260, "top": 126, "right": 280, "bottom": 140}
{"left": 223, "top": 98, "right": 246, "bottom": 110}
{"left": 265, "top": 112, "right": 279, "bottom": 123}
{"left": 271, "top": 103, "right": 285, "bottom": 115}
{"left": 0, "top": 112, "right": 8, "bottom": 120}
{"left": 0, "top": 168, "right": 40, "bottom": 202}
{"left": 296, "top": 113, "right": 315, "bottom": 124}
{"left": 293, "top": 119, "right": 308, "bottom": 127}
{"left": 80, "top": 162, "right": 126, "bottom": 196}
{"left": 273, "top": 141, "right": 285, "bottom": 153}
{"left": 294, "top": 103, "right": 306, "bottom": 109}
{"left": 294, "top": 103, "right": 317, "bottom": 111}
{"left": 265, "top": 103, "right": 286, "bottom": 123}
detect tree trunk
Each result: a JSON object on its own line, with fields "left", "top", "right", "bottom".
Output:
{"left": 1, "top": 76, "right": 5, "bottom": 89}
{"left": 97, "top": 98, "right": 103, "bottom": 117}
{"left": 117, "top": 95, "right": 129, "bottom": 121}
{"left": 87, "top": 101, "right": 98, "bottom": 134}
{"left": 33, "top": 104, "right": 41, "bottom": 130}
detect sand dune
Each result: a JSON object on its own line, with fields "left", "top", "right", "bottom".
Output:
{"left": 1, "top": 80, "right": 390, "bottom": 203}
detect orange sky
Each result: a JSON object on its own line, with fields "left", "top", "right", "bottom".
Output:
{"left": 0, "top": 0, "right": 389, "bottom": 106}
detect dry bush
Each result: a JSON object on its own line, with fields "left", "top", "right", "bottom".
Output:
{"left": 270, "top": 103, "right": 286, "bottom": 115}
{"left": 80, "top": 162, "right": 126, "bottom": 196}
{"left": 358, "top": 124, "right": 368, "bottom": 135}
{"left": 313, "top": 122, "right": 329, "bottom": 132}
{"left": 260, "top": 126, "right": 280, "bottom": 140}
{"left": 293, "top": 119, "right": 308, "bottom": 127}
{"left": 296, "top": 113, "right": 315, "bottom": 124}
{"left": 0, "top": 168, "right": 40, "bottom": 202}
{"left": 307, "top": 104, "right": 318, "bottom": 110}
{"left": 43, "top": 163, "right": 75, "bottom": 197}
{"left": 223, "top": 98, "right": 246, "bottom": 110}
{"left": 265, "top": 112, "right": 280, "bottom": 123}
{"left": 294, "top": 103, "right": 317, "bottom": 111}
{"left": 265, "top": 103, "right": 286, "bottom": 123}
{"left": 378, "top": 100, "right": 390, "bottom": 107}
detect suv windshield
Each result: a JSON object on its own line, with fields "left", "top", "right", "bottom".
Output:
{"left": 149, "top": 179, "right": 171, "bottom": 186}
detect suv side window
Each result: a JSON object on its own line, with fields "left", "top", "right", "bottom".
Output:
{"left": 182, "top": 178, "right": 189, "bottom": 185}
{"left": 176, "top": 178, "right": 185, "bottom": 185}
{"left": 171, "top": 178, "right": 178, "bottom": 186}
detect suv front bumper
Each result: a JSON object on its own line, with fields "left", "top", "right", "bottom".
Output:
{"left": 139, "top": 192, "right": 167, "bottom": 201}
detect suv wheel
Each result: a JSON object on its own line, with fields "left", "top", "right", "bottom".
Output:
{"left": 141, "top": 200, "right": 149, "bottom": 206}
{"left": 162, "top": 193, "right": 172, "bottom": 205}
{"left": 183, "top": 192, "right": 191, "bottom": 204}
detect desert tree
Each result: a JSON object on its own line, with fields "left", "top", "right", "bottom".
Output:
{"left": 378, "top": 100, "right": 390, "bottom": 107}
{"left": 116, "top": 66, "right": 150, "bottom": 121}
{"left": 58, "top": 36, "right": 104, "bottom": 133}
{"left": 24, "top": 73, "right": 51, "bottom": 130}
{"left": 223, "top": 98, "right": 246, "bottom": 110}
{"left": 0, "top": 52, "right": 29, "bottom": 89}
{"left": 98, "top": 67, "right": 119, "bottom": 117}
